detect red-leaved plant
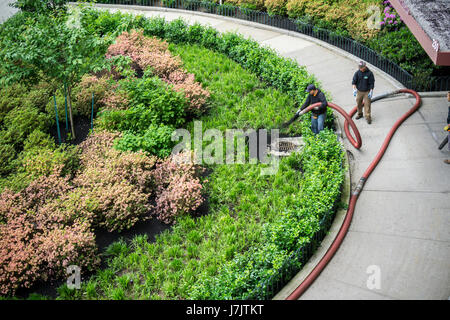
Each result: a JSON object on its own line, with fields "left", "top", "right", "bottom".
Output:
{"left": 152, "top": 152, "right": 205, "bottom": 224}
{"left": 106, "top": 30, "right": 210, "bottom": 115}
{"left": 0, "top": 167, "right": 99, "bottom": 296}
{"left": 0, "top": 131, "right": 206, "bottom": 295}
{"left": 75, "top": 131, "right": 157, "bottom": 231}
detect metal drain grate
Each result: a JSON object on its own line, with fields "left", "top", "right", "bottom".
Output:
{"left": 269, "top": 137, "right": 304, "bottom": 157}
{"left": 277, "top": 141, "right": 297, "bottom": 152}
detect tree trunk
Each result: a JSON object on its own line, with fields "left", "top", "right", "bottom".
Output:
{"left": 67, "top": 85, "right": 76, "bottom": 140}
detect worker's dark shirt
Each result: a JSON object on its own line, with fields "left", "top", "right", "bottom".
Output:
{"left": 352, "top": 68, "right": 375, "bottom": 92}
{"left": 447, "top": 106, "right": 450, "bottom": 125}
{"left": 300, "top": 89, "right": 328, "bottom": 116}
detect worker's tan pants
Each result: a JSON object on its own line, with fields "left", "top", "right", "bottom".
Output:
{"left": 356, "top": 90, "right": 371, "bottom": 121}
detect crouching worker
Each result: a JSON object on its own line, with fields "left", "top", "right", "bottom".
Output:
{"left": 297, "top": 84, "right": 328, "bottom": 134}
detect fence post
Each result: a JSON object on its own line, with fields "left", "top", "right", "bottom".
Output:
{"left": 53, "top": 95, "right": 62, "bottom": 144}
{"left": 64, "top": 82, "right": 69, "bottom": 132}
{"left": 91, "top": 92, "right": 94, "bottom": 131}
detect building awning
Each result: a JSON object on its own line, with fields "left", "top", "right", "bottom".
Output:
{"left": 390, "top": 0, "right": 450, "bottom": 66}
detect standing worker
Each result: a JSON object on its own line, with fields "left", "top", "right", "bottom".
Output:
{"left": 444, "top": 91, "right": 450, "bottom": 165}
{"left": 298, "top": 84, "right": 328, "bottom": 134}
{"left": 352, "top": 61, "right": 375, "bottom": 124}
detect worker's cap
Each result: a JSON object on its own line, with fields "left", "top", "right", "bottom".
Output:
{"left": 305, "top": 84, "right": 316, "bottom": 92}
{"left": 359, "top": 60, "right": 367, "bottom": 68}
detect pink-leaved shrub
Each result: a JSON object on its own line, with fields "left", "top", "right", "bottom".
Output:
{"left": 74, "top": 131, "right": 157, "bottom": 232}
{"left": 0, "top": 168, "right": 98, "bottom": 296}
{"left": 0, "top": 130, "right": 206, "bottom": 295}
{"left": 106, "top": 30, "right": 210, "bottom": 115}
{"left": 152, "top": 152, "right": 205, "bottom": 224}
{"left": 100, "top": 84, "right": 130, "bottom": 111}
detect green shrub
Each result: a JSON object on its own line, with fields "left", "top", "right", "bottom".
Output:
{"left": 3, "top": 106, "right": 52, "bottom": 148}
{"left": 286, "top": 0, "right": 308, "bottom": 18}
{"left": 72, "top": 74, "right": 112, "bottom": 117}
{"left": 11, "top": 0, "right": 68, "bottom": 13}
{"left": 114, "top": 124, "right": 175, "bottom": 158}
{"left": 0, "top": 143, "right": 17, "bottom": 176}
{"left": 0, "top": 130, "right": 57, "bottom": 189}
{"left": 23, "top": 129, "right": 56, "bottom": 152}
{"left": 19, "top": 144, "right": 80, "bottom": 180}
{"left": 163, "top": 19, "right": 189, "bottom": 44}
{"left": 0, "top": 81, "right": 54, "bottom": 124}
{"left": 198, "top": 26, "right": 220, "bottom": 50}
{"left": 366, "top": 26, "right": 434, "bottom": 78}
{"left": 0, "top": 83, "right": 26, "bottom": 124}
{"left": 162, "top": 0, "right": 177, "bottom": 7}
{"left": 24, "top": 81, "right": 56, "bottom": 112}
{"left": 97, "top": 75, "right": 186, "bottom": 132}
{"left": 239, "top": 0, "right": 265, "bottom": 11}
{"left": 141, "top": 16, "right": 167, "bottom": 39}
{"left": 265, "top": 0, "right": 287, "bottom": 16}
{"left": 80, "top": 6, "right": 141, "bottom": 37}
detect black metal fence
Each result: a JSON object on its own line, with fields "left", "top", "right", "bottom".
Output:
{"left": 84, "top": 0, "right": 450, "bottom": 92}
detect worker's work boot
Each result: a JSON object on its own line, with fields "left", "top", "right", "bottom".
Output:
{"left": 367, "top": 117, "right": 372, "bottom": 124}
{"left": 355, "top": 113, "right": 363, "bottom": 120}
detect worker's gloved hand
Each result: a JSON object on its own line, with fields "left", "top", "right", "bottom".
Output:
{"left": 445, "top": 125, "right": 449, "bottom": 131}
{"left": 296, "top": 108, "right": 307, "bottom": 117}
{"left": 368, "top": 90, "right": 373, "bottom": 99}
{"left": 353, "top": 89, "right": 357, "bottom": 97}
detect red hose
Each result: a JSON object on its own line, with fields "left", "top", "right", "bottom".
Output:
{"left": 297, "top": 102, "right": 362, "bottom": 149}
{"left": 286, "top": 88, "right": 421, "bottom": 300}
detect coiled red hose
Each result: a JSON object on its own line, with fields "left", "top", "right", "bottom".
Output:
{"left": 286, "top": 88, "right": 421, "bottom": 300}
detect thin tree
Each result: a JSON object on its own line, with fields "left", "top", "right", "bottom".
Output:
{"left": 0, "top": 4, "right": 109, "bottom": 139}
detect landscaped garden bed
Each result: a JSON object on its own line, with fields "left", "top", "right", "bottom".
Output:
{"left": 0, "top": 2, "right": 345, "bottom": 300}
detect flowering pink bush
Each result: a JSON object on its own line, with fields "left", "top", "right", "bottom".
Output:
{"left": 106, "top": 30, "right": 210, "bottom": 115}
{"left": 0, "top": 167, "right": 73, "bottom": 220}
{"left": 381, "top": 0, "right": 402, "bottom": 29}
{"left": 106, "top": 30, "right": 169, "bottom": 62}
{"left": 20, "top": 167, "right": 73, "bottom": 212}
{"left": 77, "top": 131, "right": 156, "bottom": 191}
{"left": 37, "top": 222, "right": 97, "bottom": 278}
{"left": 168, "top": 72, "right": 210, "bottom": 115}
{"left": 100, "top": 85, "right": 130, "bottom": 111}
{"left": 74, "top": 131, "right": 157, "bottom": 231}
{"left": 0, "top": 213, "right": 98, "bottom": 295}
{"left": 152, "top": 152, "right": 204, "bottom": 224}
{"left": 0, "top": 169, "right": 98, "bottom": 296}
{"left": 0, "top": 130, "right": 207, "bottom": 295}
{"left": 137, "top": 50, "right": 182, "bottom": 78}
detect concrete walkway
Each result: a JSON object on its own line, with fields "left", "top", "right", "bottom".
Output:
{"left": 93, "top": 4, "right": 450, "bottom": 300}
{"left": 0, "top": 0, "right": 18, "bottom": 23}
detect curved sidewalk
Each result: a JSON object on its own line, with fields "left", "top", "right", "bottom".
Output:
{"left": 93, "top": 4, "right": 450, "bottom": 300}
